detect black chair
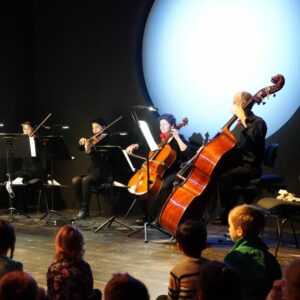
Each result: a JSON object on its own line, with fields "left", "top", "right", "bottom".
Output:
{"left": 91, "top": 183, "right": 112, "bottom": 217}
{"left": 236, "top": 143, "right": 285, "bottom": 203}
{"left": 257, "top": 197, "right": 300, "bottom": 256}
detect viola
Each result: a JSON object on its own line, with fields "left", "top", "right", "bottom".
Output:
{"left": 159, "top": 74, "right": 285, "bottom": 235}
{"left": 128, "top": 117, "right": 188, "bottom": 200}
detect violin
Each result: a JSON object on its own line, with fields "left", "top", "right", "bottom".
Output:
{"left": 128, "top": 117, "right": 188, "bottom": 200}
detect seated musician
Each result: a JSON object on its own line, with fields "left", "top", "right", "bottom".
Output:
{"left": 217, "top": 91, "right": 267, "bottom": 224}
{"left": 72, "top": 118, "right": 109, "bottom": 219}
{"left": 11, "top": 121, "right": 46, "bottom": 212}
{"left": 12, "top": 121, "right": 45, "bottom": 183}
{"left": 126, "top": 113, "right": 191, "bottom": 225}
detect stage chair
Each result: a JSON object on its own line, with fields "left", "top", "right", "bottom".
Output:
{"left": 236, "top": 143, "right": 285, "bottom": 204}
{"left": 91, "top": 180, "right": 119, "bottom": 217}
{"left": 257, "top": 197, "right": 300, "bottom": 256}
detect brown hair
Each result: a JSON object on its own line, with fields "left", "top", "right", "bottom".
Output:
{"left": 0, "top": 271, "right": 38, "bottom": 300}
{"left": 229, "top": 204, "right": 265, "bottom": 237}
{"left": 104, "top": 273, "right": 149, "bottom": 300}
{"left": 285, "top": 259, "right": 300, "bottom": 300}
{"left": 55, "top": 225, "right": 84, "bottom": 263}
{"left": 0, "top": 219, "right": 16, "bottom": 258}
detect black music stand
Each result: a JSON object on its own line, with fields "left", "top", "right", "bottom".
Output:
{"left": 0, "top": 134, "right": 32, "bottom": 220}
{"left": 94, "top": 145, "right": 135, "bottom": 232}
{"left": 38, "top": 136, "right": 72, "bottom": 224}
{"left": 126, "top": 116, "right": 171, "bottom": 242}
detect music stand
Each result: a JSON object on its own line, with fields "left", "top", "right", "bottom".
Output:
{"left": 126, "top": 117, "right": 172, "bottom": 242}
{"left": 94, "top": 145, "right": 135, "bottom": 232}
{"left": 0, "top": 134, "right": 33, "bottom": 220}
{"left": 38, "top": 136, "right": 72, "bottom": 224}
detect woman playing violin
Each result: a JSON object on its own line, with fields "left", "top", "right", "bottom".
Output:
{"left": 72, "top": 118, "right": 109, "bottom": 219}
{"left": 126, "top": 113, "right": 191, "bottom": 224}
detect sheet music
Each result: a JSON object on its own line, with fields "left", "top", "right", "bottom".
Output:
{"left": 122, "top": 149, "right": 135, "bottom": 172}
{"left": 29, "top": 137, "right": 36, "bottom": 157}
{"left": 138, "top": 120, "right": 159, "bottom": 151}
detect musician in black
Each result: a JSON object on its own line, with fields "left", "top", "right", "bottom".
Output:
{"left": 126, "top": 113, "right": 191, "bottom": 224}
{"left": 13, "top": 121, "right": 45, "bottom": 182}
{"left": 72, "top": 118, "right": 109, "bottom": 219}
{"left": 218, "top": 91, "right": 267, "bottom": 224}
{"left": 11, "top": 121, "right": 46, "bottom": 212}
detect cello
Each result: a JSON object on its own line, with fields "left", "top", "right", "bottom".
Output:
{"left": 128, "top": 118, "right": 188, "bottom": 200}
{"left": 159, "top": 74, "right": 285, "bottom": 235}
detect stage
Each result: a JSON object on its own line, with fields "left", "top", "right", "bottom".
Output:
{"left": 2, "top": 209, "right": 299, "bottom": 299}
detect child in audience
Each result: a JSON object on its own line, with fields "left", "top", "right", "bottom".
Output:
{"left": 198, "top": 260, "right": 242, "bottom": 300}
{"left": 0, "top": 270, "right": 46, "bottom": 300}
{"left": 224, "top": 204, "right": 282, "bottom": 300}
{"left": 0, "top": 219, "right": 23, "bottom": 277}
{"left": 104, "top": 272, "right": 149, "bottom": 300}
{"left": 157, "top": 219, "right": 209, "bottom": 300}
{"left": 266, "top": 258, "right": 300, "bottom": 300}
{"left": 46, "top": 225, "right": 101, "bottom": 300}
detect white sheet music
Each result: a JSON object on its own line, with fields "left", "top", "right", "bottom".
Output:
{"left": 138, "top": 120, "right": 159, "bottom": 151}
{"left": 29, "top": 137, "right": 36, "bottom": 157}
{"left": 122, "top": 149, "right": 135, "bottom": 172}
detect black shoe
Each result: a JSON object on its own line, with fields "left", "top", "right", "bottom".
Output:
{"left": 134, "top": 215, "right": 154, "bottom": 226}
{"left": 73, "top": 210, "right": 89, "bottom": 220}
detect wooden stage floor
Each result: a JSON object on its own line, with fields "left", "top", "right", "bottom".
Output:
{"left": 2, "top": 209, "right": 300, "bottom": 300}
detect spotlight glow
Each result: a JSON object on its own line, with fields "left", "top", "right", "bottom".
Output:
{"left": 143, "top": 0, "right": 300, "bottom": 139}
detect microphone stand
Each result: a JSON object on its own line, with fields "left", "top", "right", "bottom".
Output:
{"left": 127, "top": 109, "right": 171, "bottom": 242}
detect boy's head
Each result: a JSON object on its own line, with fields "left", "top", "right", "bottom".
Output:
{"left": 228, "top": 204, "right": 265, "bottom": 241}
{"left": 199, "top": 260, "right": 242, "bottom": 300}
{"left": 175, "top": 219, "right": 207, "bottom": 257}
{"left": 104, "top": 272, "right": 149, "bottom": 300}
{"left": 284, "top": 259, "right": 300, "bottom": 300}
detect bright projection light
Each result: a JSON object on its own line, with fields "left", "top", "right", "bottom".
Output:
{"left": 143, "top": 0, "right": 300, "bottom": 139}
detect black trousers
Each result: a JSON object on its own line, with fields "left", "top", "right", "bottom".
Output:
{"left": 219, "top": 164, "right": 260, "bottom": 218}
{"left": 72, "top": 172, "right": 104, "bottom": 213}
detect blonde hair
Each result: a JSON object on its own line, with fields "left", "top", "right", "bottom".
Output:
{"left": 55, "top": 225, "right": 84, "bottom": 263}
{"left": 229, "top": 204, "right": 265, "bottom": 237}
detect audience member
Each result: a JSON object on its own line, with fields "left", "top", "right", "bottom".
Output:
{"left": 0, "top": 270, "right": 46, "bottom": 300}
{"left": 157, "top": 219, "right": 209, "bottom": 300}
{"left": 198, "top": 260, "right": 242, "bottom": 300}
{"left": 0, "top": 219, "right": 23, "bottom": 278}
{"left": 46, "top": 225, "right": 101, "bottom": 300}
{"left": 104, "top": 272, "right": 149, "bottom": 300}
{"left": 266, "top": 259, "right": 300, "bottom": 300}
{"left": 224, "top": 204, "right": 281, "bottom": 300}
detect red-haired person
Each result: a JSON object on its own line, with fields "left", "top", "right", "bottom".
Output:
{"left": 46, "top": 225, "right": 101, "bottom": 300}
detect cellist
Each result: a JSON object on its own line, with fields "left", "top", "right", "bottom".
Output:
{"left": 217, "top": 91, "right": 267, "bottom": 224}
{"left": 126, "top": 113, "right": 192, "bottom": 224}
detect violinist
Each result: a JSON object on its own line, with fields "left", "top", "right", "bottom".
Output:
{"left": 126, "top": 113, "right": 191, "bottom": 225}
{"left": 13, "top": 121, "right": 45, "bottom": 183}
{"left": 72, "top": 118, "right": 109, "bottom": 219}
{"left": 217, "top": 91, "right": 267, "bottom": 224}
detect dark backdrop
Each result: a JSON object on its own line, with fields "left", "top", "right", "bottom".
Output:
{"left": 1, "top": 0, "right": 299, "bottom": 211}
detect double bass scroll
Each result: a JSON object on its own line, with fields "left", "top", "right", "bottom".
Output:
{"left": 159, "top": 74, "right": 285, "bottom": 235}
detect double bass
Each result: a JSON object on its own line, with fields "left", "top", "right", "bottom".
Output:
{"left": 128, "top": 118, "right": 188, "bottom": 200}
{"left": 159, "top": 74, "right": 285, "bottom": 235}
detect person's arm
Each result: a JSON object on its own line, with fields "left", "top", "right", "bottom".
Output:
{"left": 171, "top": 129, "right": 187, "bottom": 152}
{"left": 265, "top": 279, "right": 285, "bottom": 300}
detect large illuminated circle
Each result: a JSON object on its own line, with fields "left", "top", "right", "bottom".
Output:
{"left": 143, "top": 0, "right": 300, "bottom": 139}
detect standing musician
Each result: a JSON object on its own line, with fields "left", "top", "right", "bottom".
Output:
{"left": 72, "top": 118, "right": 109, "bottom": 219}
{"left": 126, "top": 113, "right": 191, "bottom": 224}
{"left": 218, "top": 91, "right": 267, "bottom": 224}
